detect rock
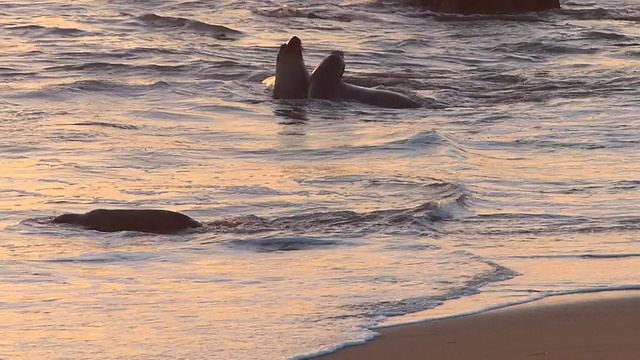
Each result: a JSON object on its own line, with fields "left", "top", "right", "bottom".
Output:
{"left": 406, "top": 0, "right": 560, "bottom": 15}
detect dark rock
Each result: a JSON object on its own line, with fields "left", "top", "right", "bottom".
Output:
{"left": 406, "top": 0, "right": 560, "bottom": 14}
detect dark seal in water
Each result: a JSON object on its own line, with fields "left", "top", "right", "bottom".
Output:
{"left": 273, "top": 36, "right": 310, "bottom": 99}
{"left": 52, "top": 209, "right": 202, "bottom": 234}
{"left": 308, "top": 51, "right": 421, "bottom": 109}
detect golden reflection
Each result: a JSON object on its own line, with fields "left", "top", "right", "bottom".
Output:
{"left": 29, "top": 16, "right": 99, "bottom": 32}
{"left": 559, "top": 54, "right": 640, "bottom": 67}
{"left": 1, "top": 3, "right": 639, "bottom": 359}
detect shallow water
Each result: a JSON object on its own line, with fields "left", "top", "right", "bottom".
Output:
{"left": 1, "top": 0, "right": 639, "bottom": 359}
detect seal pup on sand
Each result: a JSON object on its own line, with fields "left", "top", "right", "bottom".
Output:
{"left": 308, "top": 51, "right": 421, "bottom": 109}
{"left": 272, "top": 36, "right": 310, "bottom": 99}
{"left": 52, "top": 209, "right": 202, "bottom": 234}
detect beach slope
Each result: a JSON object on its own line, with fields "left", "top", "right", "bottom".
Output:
{"left": 318, "top": 292, "right": 640, "bottom": 360}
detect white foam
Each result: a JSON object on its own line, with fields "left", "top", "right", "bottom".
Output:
{"left": 287, "top": 331, "right": 379, "bottom": 360}
{"left": 291, "top": 285, "right": 640, "bottom": 360}
{"left": 375, "top": 285, "right": 640, "bottom": 330}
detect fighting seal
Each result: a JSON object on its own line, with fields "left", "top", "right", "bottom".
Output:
{"left": 52, "top": 209, "right": 202, "bottom": 234}
{"left": 308, "top": 51, "right": 421, "bottom": 109}
{"left": 273, "top": 36, "right": 310, "bottom": 99}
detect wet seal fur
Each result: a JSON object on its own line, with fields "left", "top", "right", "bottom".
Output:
{"left": 308, "top": 51, "right": 421, "bottom": 109}
{"left": 52, "top": 209, "right": 202, "bottom": 234}
{"left": 273, "top": 36, "right": 310, "bottom": 99}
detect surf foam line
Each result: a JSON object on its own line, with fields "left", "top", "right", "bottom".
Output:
{"left": 291, "top": 285, "right": 640, "bottom": 360}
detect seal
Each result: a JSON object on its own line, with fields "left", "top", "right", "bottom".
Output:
{"left": 52, "top": 209, "right": 202, "bottom": 234}
{"left": 272, "top": 36, "right": 310, "bottom": 99}
{"left": 308, "top": 51, "right": 421, "bottom": 109}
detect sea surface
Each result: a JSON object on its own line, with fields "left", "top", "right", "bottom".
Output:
{"left": 1, "top": 0, "right": 639, "bottom": 359}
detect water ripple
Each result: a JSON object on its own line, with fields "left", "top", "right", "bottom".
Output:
{"left": 226, "top": 235, "right": 350, "bottom": 252}
{"left": 5, "top": 24, "right": 98, "bottom": 37}
{"left": 136, "top": 13, "right": 243, "bottom": 38}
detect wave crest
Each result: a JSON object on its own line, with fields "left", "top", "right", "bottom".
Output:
{"left": 206, "top": 196, "right": 471, "bottom": 238}
{"left": 227, "top": 235, "right": 348, "bottom": 252}
{"left": 6, "top": 24, "right": 96, "bottom": 37}
{"left": 252, "top": 5, "right": 360, "bottom": 22}
{"left": 137, "top": 13, "right": 243, "bottom": 39}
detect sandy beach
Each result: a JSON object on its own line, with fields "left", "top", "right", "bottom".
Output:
{"left": 319, "top": 291, "right": 640, "bottom": 360}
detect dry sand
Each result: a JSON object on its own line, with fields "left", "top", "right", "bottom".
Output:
{"left": 318, "top": 291, "right": 640, "bottom": 360}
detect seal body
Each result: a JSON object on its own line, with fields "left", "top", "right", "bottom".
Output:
{"left": 52, "top": 209, "right": 202, "bottom": 234}
{"left": 273, "top": 36, "right": 310, "bottom": 99}
{"left": 309, "top": 51, "right": 421, "bottom": 109}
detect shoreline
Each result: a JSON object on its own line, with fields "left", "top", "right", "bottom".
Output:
{"left": 313, "top": 289, "right": 640, "bottom": 360}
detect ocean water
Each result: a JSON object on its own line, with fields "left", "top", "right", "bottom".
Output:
{"left": 1, "top": 0, "right": 639, "bottom": 359}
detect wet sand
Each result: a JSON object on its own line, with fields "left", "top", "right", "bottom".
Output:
{"left": 318, "top": 291, "right": 640, "bottom": 360}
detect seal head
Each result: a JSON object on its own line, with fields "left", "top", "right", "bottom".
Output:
{"left": 308, "top": 51, "right": 345, "bottom": 100}
{"left": 273, "top": 36, "right": 310, "bottom": 99}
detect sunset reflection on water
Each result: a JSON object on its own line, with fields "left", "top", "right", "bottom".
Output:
{"left": 1, "top": 0, "right": 639, "bottom": 359}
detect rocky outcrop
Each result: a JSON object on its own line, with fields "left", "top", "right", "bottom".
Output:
{"left": 406, "top": 0, "right": 560, "bottom": 15}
